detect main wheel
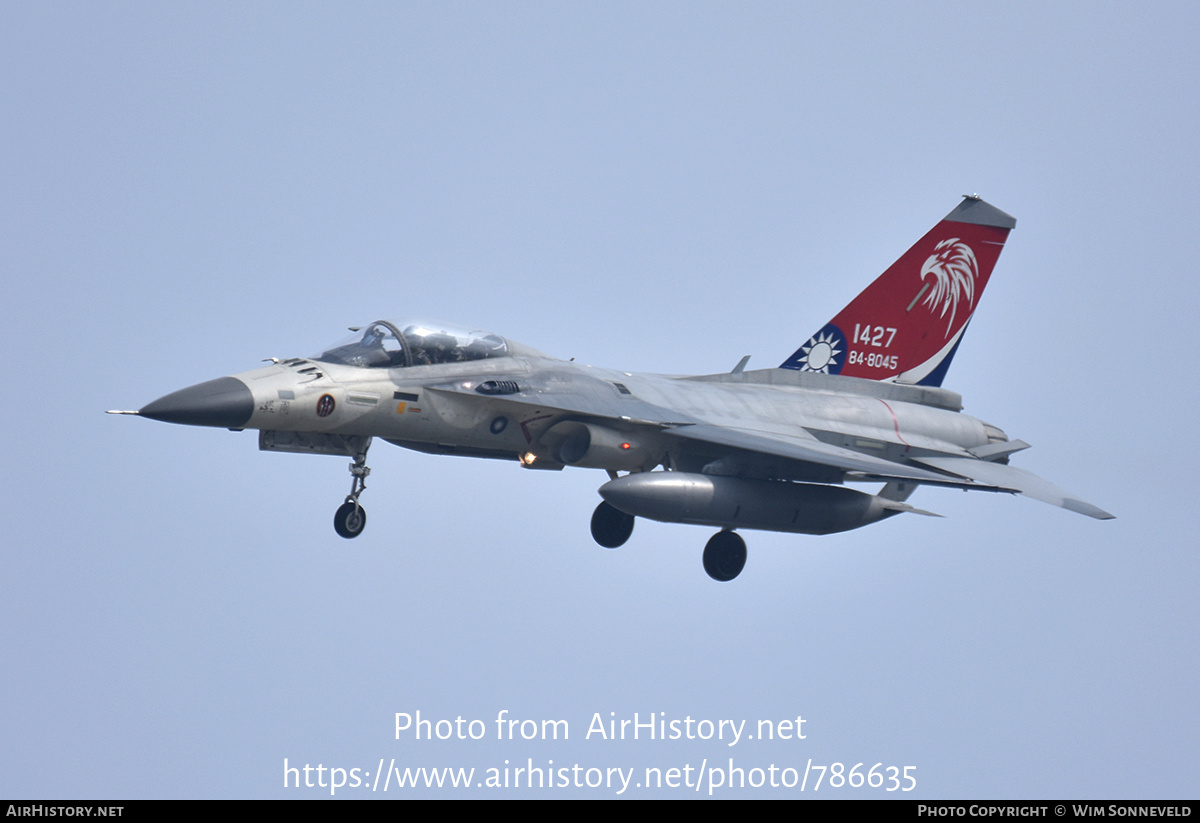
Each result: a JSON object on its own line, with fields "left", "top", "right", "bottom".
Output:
{"left": 334, "top": 501, "right": 367, "bottom": 539}
{"left": 590, "top": 501, "right": 634, "bottom": 549}
{"left": 703, "top": 530, "right": 747, "bottom": 581}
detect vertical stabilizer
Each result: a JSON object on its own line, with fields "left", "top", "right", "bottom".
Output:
{"left": 781, "top": 196, "right": 1015, "bottom": 386}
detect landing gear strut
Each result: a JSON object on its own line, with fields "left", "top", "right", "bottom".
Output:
{"left": 333, "top": 439, "right": 372, "bottom": 539}
{"left": 703, "top": 530, "right": 747, "bottom": 581}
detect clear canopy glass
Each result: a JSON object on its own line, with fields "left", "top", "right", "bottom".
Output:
{"left": 314, "top": 320, "right": 509, "bottom": 369}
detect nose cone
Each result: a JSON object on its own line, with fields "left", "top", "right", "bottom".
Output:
{"left": 139, "top": 376, "right": 254, "bottom": 429}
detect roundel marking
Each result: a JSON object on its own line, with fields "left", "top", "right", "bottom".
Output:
{"left": 796, "top": 323, "right": 845, "bottom": 374}
{"left": 489, "top": 416, "right": 508, "bottom": 435}
{"left": 316, "top": 394, "right": 336, "bottom": 417}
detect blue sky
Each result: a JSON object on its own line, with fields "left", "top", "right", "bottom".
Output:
{"left": 3, "top": 2, "right": 1196, "bottom": 798}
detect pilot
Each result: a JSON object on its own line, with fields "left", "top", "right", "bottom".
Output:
{"left": 462, "top": 333, "right": 505, "bottom": 361}
{"left": 424, "top": 332, "right": 458, "bottom": 364}
{"left": 318, "top": 325, "right": 386, "bottom": 367}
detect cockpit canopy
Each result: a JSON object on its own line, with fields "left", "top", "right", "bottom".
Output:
{"left": 315, "top": 320, "right": 509, "bottom": 369}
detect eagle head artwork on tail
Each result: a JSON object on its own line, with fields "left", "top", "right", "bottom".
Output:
{"left": 919, "top": 238, "right": 979, "bottom": 336}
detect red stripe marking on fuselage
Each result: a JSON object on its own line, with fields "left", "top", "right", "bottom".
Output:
{"left": 877, "top": 399, "right": 911, "bottom": 449}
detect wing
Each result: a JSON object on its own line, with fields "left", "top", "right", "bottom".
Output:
{"left": 421, "top": 379, "right": 985, "bottom": 485}
{"left": 666, "top": 425, "right": 1113, "bottom": 519}
{"left": 910, "top": 455, "right": 1114, "bottom": 520}
{"left": 420, "top": 378, "right": 1112, "bottom": 520}
{"left": 663, "top": 423, "right": 1005, "bottom": 490}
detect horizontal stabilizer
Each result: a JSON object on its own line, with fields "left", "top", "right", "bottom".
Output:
{"left": 968, "top": 439, "right": 1031, "bottom": 461}
{"left": 912, "top": 456, "right": 1114, "bottom": 520}
{"left": 877, "top": 498, "right": 943, "bottom": 518}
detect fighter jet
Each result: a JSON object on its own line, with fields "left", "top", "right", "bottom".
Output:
{"left": 111, "top": 196, "right": 1112, "bottom": 581}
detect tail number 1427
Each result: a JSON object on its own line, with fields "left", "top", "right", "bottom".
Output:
{"left": 853, "top": 324, "right": 897, "bottom": 348}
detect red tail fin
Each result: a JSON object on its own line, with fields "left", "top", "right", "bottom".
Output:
{"left": 781, "top": 196, "right": 1016, "bottom": 386}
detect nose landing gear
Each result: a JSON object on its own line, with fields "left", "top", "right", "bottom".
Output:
{"left": 333, "top": 439, "right": 371, "bottom": 539}
{"left": 334, "top": 499, "right": 366, "bottom": 538}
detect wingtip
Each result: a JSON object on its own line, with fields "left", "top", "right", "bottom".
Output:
{"left": 1060, "top": 497, "right": 1114, "bottom": 520}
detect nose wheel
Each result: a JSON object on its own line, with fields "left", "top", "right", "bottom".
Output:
{"left": 334, "top": 441, "right": 371, "bottom": 539}
{"left": 334, "top": 500, "right": 366, "bottom": 538}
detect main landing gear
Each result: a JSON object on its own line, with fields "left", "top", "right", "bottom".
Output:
{"left": 333, "top": 441, "right": 371, "bottom": 539}
{"left": 702, "top": 530, "right": 747, "bottom": 582}
{"left": 590, "top": 501, "right": 634, "bottom": 548}
{"left": 589, "top": 501, "right": 748, "bottom": 581}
